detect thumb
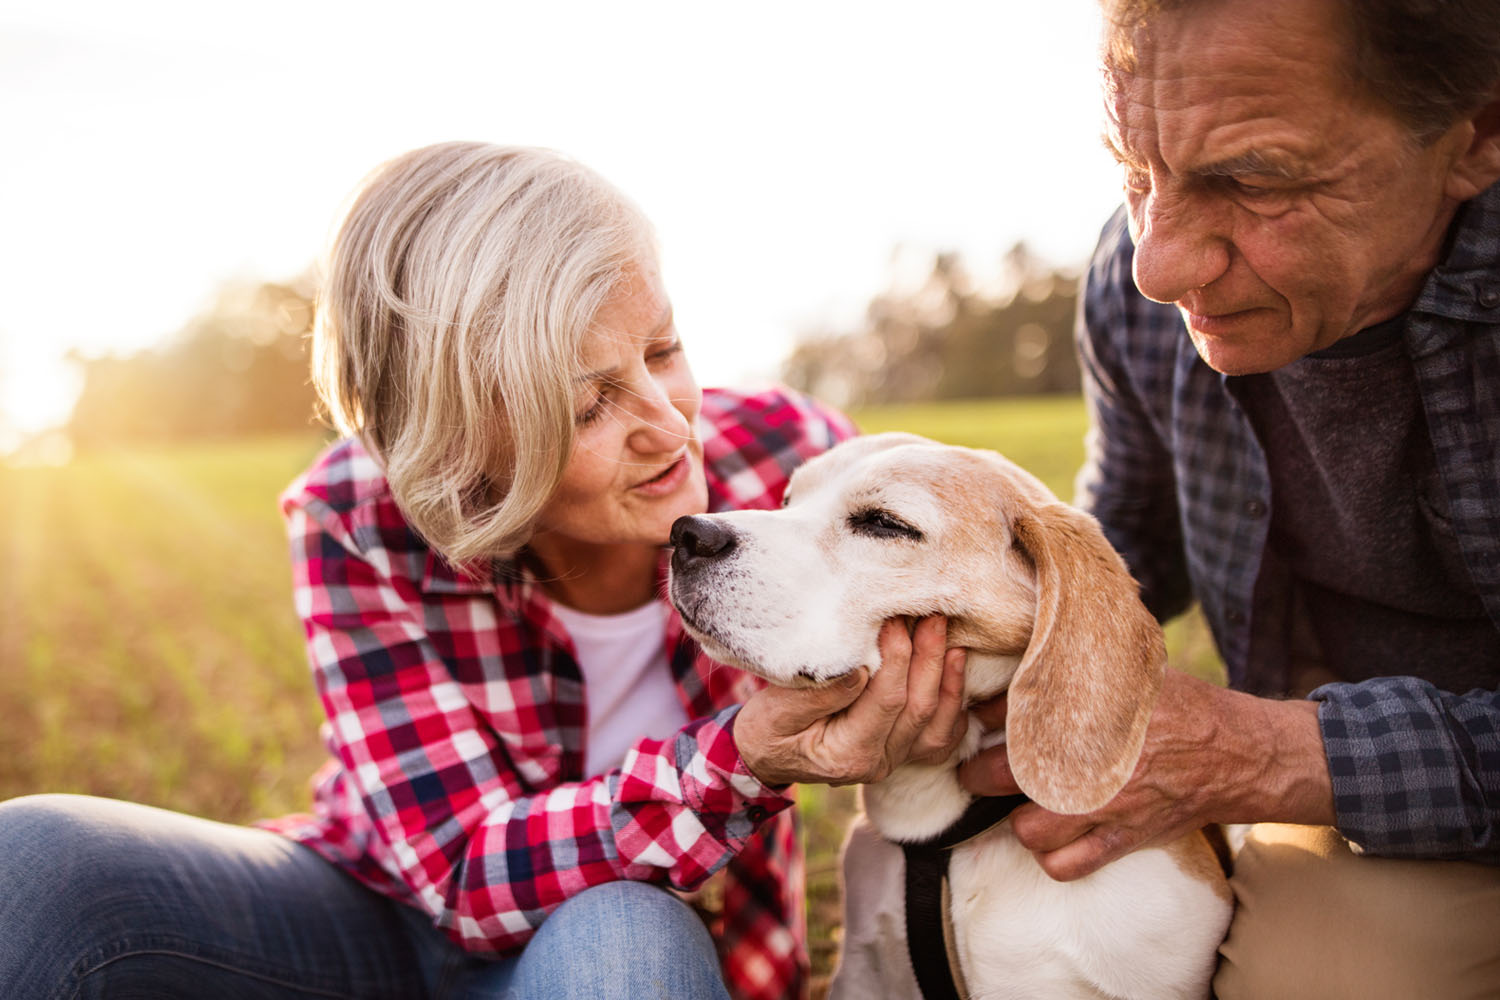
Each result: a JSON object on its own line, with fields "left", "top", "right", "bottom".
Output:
{"left": 759, "top": 668, "right": 869, "bottom": 734}
{"left": 957, "top": 742, "right": 1023, "bottom": 798}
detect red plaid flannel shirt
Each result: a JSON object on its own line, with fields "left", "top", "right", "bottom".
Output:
{"left": 260, "top": 386, "right": 855, "bottom": 1000}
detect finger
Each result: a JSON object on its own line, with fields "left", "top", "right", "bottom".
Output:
{"left": 749, "top": 667, "right": 869, "bottom": 737}
{"left": 880, "top": 616, "right": 950, "bottom": 763}
{"left": 1034, "top": 825, "right": 1138, "bottom": 882}
{"left": 956, "top": 743, "right": 1023, "bottom": 797}
{"left": 969, "top": 691, "right": 1008, "bottom": 731}
{"left": 1009, "top": 803, "right": 1096, "bottom": 856}
{"left": 908, "top": 646, "right": 969, "bottom": 764}
{"left": 838, "top": 619, "right": 915, "bottom": 735}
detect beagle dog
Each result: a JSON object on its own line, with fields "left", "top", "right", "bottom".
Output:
{"left": 668, "top": 433, "right": 1233, "bottom": 1000}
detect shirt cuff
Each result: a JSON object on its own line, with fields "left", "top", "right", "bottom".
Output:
{"left": 1310, "top": 677, "right": 1500, "bottom": 861}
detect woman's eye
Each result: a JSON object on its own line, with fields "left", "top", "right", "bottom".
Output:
{"left": 576, "top": 395, "right": 607, "bottom": 426}
{"left": 647, "top": 340, "right": 684, "bottom": 367}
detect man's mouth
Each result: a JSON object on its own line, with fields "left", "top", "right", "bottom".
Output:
{"left": 1180, "top": 305, "right": 1262, "bottom": 335}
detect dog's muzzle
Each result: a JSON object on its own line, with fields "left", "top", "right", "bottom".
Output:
{"left": 669, "top": 514, "right": 737, "bottom": 573}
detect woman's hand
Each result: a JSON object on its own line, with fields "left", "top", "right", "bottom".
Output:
{"left": 734, "top": 616, "right": 969, "bottom": 787}
{"left": 958, "top": 669, "right": 1335, "bottom": 880}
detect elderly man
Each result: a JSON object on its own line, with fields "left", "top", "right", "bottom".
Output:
{"left": 961, "top": 0, "right": 1500, "bottom": 995}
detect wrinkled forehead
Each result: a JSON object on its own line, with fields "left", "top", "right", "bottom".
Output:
{"left": 1102, "top": 0, "right": 1358, "bottom": 114}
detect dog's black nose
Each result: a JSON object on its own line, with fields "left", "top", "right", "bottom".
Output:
{"left": 670, "top": 515, "right": 737, "bottom": 562}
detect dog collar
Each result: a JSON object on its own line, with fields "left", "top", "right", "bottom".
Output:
{"left": 900, "top": 793, "right": 1029, "bottom": 1000}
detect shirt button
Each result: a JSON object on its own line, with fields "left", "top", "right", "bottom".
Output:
{"left": 1244, "top": 499, "right": 1267, "bottom": 518}
{"left": 747, "top": 805, "right": 769, "bottom": 823}
{"left": 1480, "top": 288, "right": 1500, "bottom": 309}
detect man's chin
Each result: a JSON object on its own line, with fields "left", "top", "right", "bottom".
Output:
{"left": 1187, "top": 327, "right": 1302, "bottom": 376}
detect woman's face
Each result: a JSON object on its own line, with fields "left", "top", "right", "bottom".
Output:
{"left": 530, "top": 261, "right": 708, "bottom": 553}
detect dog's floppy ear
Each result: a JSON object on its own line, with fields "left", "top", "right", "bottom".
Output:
{"left": 1004, "top": 501, "right": 1165, "bottom": 815}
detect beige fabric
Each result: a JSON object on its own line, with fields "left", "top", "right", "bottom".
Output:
{"left": 828, "top": 816, "right": 926, "bottom": 1000}
{"left": 1214, "top": 824, "right": 1500, "bottom": 1000}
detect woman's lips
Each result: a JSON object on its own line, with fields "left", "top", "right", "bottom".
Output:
{"left": 632, "top": 455, "right": 690, "bottom": 496}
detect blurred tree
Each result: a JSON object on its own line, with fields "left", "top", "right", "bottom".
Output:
{"left": 781, "top": 243, "right": 1081, "bottom": 408}
{"left": 68, "top": 277, "right": 321, "bottom": 447}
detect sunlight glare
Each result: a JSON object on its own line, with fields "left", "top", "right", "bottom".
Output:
{"left": 1, "top": 354, "right": 83, "bottom": 440}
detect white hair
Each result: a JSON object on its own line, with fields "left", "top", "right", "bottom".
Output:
{"left": 312, "top": 142, "right": 657, "bottom": 565}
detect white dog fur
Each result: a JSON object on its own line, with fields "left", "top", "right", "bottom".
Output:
{"left": 668, "top": 432, "right": 1233, "bottom": 1000}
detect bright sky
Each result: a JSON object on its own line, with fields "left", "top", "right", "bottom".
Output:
{"left": 0, "top": 1, "right": 1122, "bottom": 448}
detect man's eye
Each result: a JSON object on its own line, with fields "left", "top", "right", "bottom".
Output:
{"left": 1122, "top": 167, "right": 1151, "bottom": 194}
{"left": 1229, "top": 178, "right": 1292, "bottom": 202}
{"left": 848, "top": 507, "right": 923, "bottom": 541}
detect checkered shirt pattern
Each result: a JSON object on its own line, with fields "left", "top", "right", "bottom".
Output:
{"left": 1076, "top": 188, "right": 1500, "bottom": 861}
{"left": 260, "top": 385, "right": 857, "bottom": 1000}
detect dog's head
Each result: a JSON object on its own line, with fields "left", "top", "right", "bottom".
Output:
{"left": 667, "top": 432, "right": 1164, "bottom": 814}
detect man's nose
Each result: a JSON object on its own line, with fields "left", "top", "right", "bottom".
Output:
{"left": 1129, "top": 188, "right": 1231, "bottom": 305}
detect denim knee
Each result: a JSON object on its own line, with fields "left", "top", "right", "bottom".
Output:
{"left": 511, "top": 881, "right": 729, "bottom": 1000}
{"left": 0, "top": 795, "right": 121, "bottom": 993}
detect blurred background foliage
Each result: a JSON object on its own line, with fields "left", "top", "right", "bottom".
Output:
{"left": 25, "top": 240, "right": 1083, "bottom": 454}
{"left": 64, "top": 275, "right": 322, "bottom": 449}
{"left": 784, "top": 242, "right": 1081, "bottom": 410}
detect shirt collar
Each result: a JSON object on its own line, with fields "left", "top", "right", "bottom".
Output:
{"left": 421, "top": 549, "right": 517, "bottom": 596}
{"left": 1412, "top": 177, "right": 1500, "bottom": 323}
{"left": 420, "top": 546, "right": 674, "bottom": 618}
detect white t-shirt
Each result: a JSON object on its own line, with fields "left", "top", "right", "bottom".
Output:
{"left": 549, "top": 600, "right": 692, "bottom": 778}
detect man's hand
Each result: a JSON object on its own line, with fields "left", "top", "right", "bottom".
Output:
{"left": 735, "top": 616, "right": 969, "bottom": 787}
{"left": 958, "top": 669, "right": 1335, "bottom": 880}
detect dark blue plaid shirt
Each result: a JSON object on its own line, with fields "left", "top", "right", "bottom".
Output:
{"left": 1076, "top": 185, "right": 1500, "bottom": 862}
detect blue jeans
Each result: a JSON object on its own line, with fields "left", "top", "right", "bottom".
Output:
{"left": 0, "top": 794, "right": 730, "bottom": 1000}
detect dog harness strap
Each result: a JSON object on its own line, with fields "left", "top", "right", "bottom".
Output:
{"left": 900, "top": 794, "right": 1029, "bottom": 1000}
{"left": 903, "top": 843, "right": 961, "bottom": 1000}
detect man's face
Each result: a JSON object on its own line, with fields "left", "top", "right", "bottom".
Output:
{"left": 1105, "top": 0, "right": 1473, "bottom": 374}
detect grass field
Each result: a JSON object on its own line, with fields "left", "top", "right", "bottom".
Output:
{"left": 0, "top": 394, "right": 1222, "bottom": 990}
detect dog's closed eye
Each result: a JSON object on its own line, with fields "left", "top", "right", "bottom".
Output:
{"left": 848, "top": 507, "right": 924, "bottom": 541}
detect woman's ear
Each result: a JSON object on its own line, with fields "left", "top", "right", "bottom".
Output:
{"left": 1443, "top": 93, "right": 1500, "bottom": 202}
{"left": 1004, "top": 502, "right": 1165, "bottom": 814}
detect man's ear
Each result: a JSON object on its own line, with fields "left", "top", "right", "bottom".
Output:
{"left": 1444, "top": 92, "right": 1500, "bottom": 201}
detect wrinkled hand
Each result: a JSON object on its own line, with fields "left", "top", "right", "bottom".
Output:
{"left": 735, "top": 616, "right": 969, "bottom": 787}
{"left": 958, "top": 669, "right": 1334, "bottom": 881}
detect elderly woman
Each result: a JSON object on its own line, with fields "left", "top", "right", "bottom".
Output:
{"left": 0, "top": 143, "right": 968, "bottom": 1000}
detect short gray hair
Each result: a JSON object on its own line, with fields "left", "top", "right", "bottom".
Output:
{"left": 1100, "top": 0, "right": 1500, "bottom": 141}
{"left": 312, "top": 142, "right": 656, "bottom": 565}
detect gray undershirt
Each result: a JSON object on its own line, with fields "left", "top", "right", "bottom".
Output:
{"left": 1234, "top": 319, "right": 1500, "bottom": 696}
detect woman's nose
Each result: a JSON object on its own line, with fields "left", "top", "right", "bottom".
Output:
{"left": 628, "top": 377, "right": 693, "bottom": 451}
{"left": 1129, "top": 187, "right": 1231, "bottom": 305}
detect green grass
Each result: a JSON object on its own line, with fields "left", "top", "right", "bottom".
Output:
{"left": 0, "top": 434, "right": 333, "bottom": 820}
{"left": 853, "top": 394, "right": 1092, "bottom": 495}
{"left": 0, "top": 396, "right": 1222, "bottom": 994}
